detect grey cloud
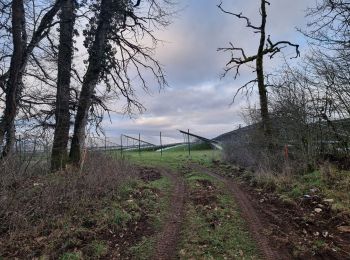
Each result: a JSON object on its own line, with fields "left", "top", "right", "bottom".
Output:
{"left": 103, "top": 0, "right": 315, "bottom": 141}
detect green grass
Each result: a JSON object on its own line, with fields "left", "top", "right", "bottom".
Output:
{"left": 179, "top": 171, "right": 259, "bottom": 259}
{"left": 127, "top": 177, "right": 172, "bottom": 259}
{"left": 84, "top": 241, "right": 108, "bottom": 258}
{"left": 129, "top": 237, "right": 156, "bottom": 260}
{"left": 237, "top": 166, "right": 350, "bottom": 213}
{"left": 113, "top": 147, "right": 260, "bottom": 259}
{"left": 117, "top": 149, "right": 220, "bottom": 169}
{"left": 164, "top": 142, "right": 213, "bottom": 152}
{"left": 59, "top": 252, "right": 82, "bottom": 260}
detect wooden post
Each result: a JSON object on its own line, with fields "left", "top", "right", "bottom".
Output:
{"left": 104, "top": 136, "right": 107, "bottom": 152}
{"left": 160, "top": 131, "right": 163, "bottom": 157}
{"left": 15, "top": 136, "right": 18, "bottom": 154}
{"left": 139, "top": 133, "right": 141, "bottom": 156}
{"left": 120, "top": 135, "right": 123, "bottom": 156}
{"left": 19, "top": 135, "right": 22, "bottom": 161}
{"left": 188, "top": 129, "right": 191, "bottom": 156}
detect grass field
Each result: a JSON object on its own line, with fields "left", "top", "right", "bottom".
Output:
{"left": 117, "top": 149, "right": 221, "bottom": 169}
{"left": 115, "top": 148, "right": 260, "bottom": 259}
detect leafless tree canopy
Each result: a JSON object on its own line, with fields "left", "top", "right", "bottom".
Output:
{"left": 218, "top": 0, "right": 300, "bottom": 137}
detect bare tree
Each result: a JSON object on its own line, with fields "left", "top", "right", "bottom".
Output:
{"left": 0, "top": 0, "right": 62, "bottom": 157}
{"left": 51, "top": 0, "right": 76, "bottom": 171}
{"left": 303, "top": 0, "right": 350, "bottom": 50}
{"left": 69, "top": 0, "right": 171, "bottom": 164}
{"left": 218, "top": 0, "right": 299, "bottom": 138}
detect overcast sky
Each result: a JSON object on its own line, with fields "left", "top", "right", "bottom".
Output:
{"left": 101, "top": 0, "right": 314, "bottom": 144}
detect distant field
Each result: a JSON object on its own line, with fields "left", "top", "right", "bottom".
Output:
{"left": 119, "top": 148, "right": 221, "bottom": 169}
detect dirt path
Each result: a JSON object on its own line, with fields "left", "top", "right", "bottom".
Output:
{"left": 192, "top": 163, "right": 290, "bottom": 260}
{"left": 153, "top": 169, "right": 186, "bottom": 260}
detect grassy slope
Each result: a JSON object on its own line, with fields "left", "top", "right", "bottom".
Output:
{"left": 121, "top": 149, "right": 259, "bottom": 259}
{"left": 121, "top": 149, "right": 221, "bottom": 169}
{"left": 0, "top": 154, "right": 173, "bottom": 260}
{"left": 232, "top": 165, "right": 350, "bottom": 213}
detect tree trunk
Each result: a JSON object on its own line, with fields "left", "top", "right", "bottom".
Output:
{"left": 51, "top": 0, "right": 76, "bottom": 171}
{"left": 0, "top": 0, "right": 26, "bottom": 157}
{"left": 69, "top": 0, "right": 114, "bottom": 165}
{"left": 0, "top": 0, "right": 62, "bottom": 158}
{"left": 256, "top": 0, "right": 271, "bottom": 137}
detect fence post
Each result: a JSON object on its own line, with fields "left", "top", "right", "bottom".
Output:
{"left": 188, "top": 129, "right": 191, "bottom": 156}
{"left": 139, "top": 133, "right": 141, "bottom": 156}
{"left": 105, "top": 136, "right": 107, "bottom": 152}
{"left": 160, "top": 131, "right": 163, "bottom": 157}
{"left": 120, "top": 135, "right": 123, "bottom": 157}
{"left": 19, "top": 135, "right": 22, "bottom": 161}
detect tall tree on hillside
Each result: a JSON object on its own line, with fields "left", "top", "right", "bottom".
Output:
{"left": 218, "top": 0, "right": 299, "bottom": 138}
{"left": 0, "top": 0, "right": 62, "bottom": 157}
{"left": 51, "top": 0, "right": 76, "bottom": 171}
{"left": 69, "top": 0, "right": 171, "bottom": 164}
{"left": 69, "top": 0, "right": 118, "bottom": 164}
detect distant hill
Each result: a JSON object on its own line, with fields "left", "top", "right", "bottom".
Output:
{"left": 213, "top": 124, "right": 257, "bottom": 143}
{"left": 214, "top": 117, "right": 350, "bottom": 145}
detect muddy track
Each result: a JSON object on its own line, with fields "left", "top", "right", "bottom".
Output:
{"left": 153, "top": 169, "right": 186, "bottom": 260}
{"left": 193, "top": 164, "right": 290, "bottom": 260}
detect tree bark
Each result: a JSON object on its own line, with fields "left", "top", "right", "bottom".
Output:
{"left": 0, "top": 0, "right": 26, "bottom": 157}
{"left": 256, "top": 0, "right": 271, "bottom": 137}
{"left": 51, "top": 0, "right": 76, "bottom": 171}
{"left": 69, "top": 0, "right": 113, "bottom": 164}
{"left": 0, "top": 0, "right": 62, "bottom": 157}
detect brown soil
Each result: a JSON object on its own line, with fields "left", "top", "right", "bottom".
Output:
{"left": 138, "top": 167, "right": 162, "bottom": 182}
{"left": 242, "top": 182, "right": 350, "bottom": 260}
{"left": 0, "top": 166, "right": 162, "bottom": 259}
{"left": 191, "top": 163, "right": 289, "bottom": 260}
{"left": 191, "top": 162, "right": 350, "bottom": 260}
{"left": 153, "top": 168, "right": 186, "bottom": 260}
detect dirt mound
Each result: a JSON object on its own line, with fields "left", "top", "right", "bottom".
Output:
{"left": 248, "top": 187, "right": 350, "bottom": 259}
{"left": 138, "top": 167, "right": 162, "bottom": 182}
{"left": 190, "top": 179, "right": 218, "bottom": 206}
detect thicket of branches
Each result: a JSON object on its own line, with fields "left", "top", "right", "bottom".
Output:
{"left": 0, "top": 0, "right": 173, "bottom": 171}
{"left": 222, "top": 0, "right": 350, "bottom": 173}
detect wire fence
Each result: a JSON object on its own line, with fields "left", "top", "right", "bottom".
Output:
{"left": 2, "top": 129, "right": 220, "bottom": 164}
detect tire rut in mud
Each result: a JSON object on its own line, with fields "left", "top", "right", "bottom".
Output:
{"left": 192, "top": 164, "right": 290, "bottom": 260}
{"left": 153, "top": 169, "right": 186, "bottom": 260}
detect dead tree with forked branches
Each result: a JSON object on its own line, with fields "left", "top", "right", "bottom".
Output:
{"left": 218, "top": 0, "right": 300, "bottom": 138}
